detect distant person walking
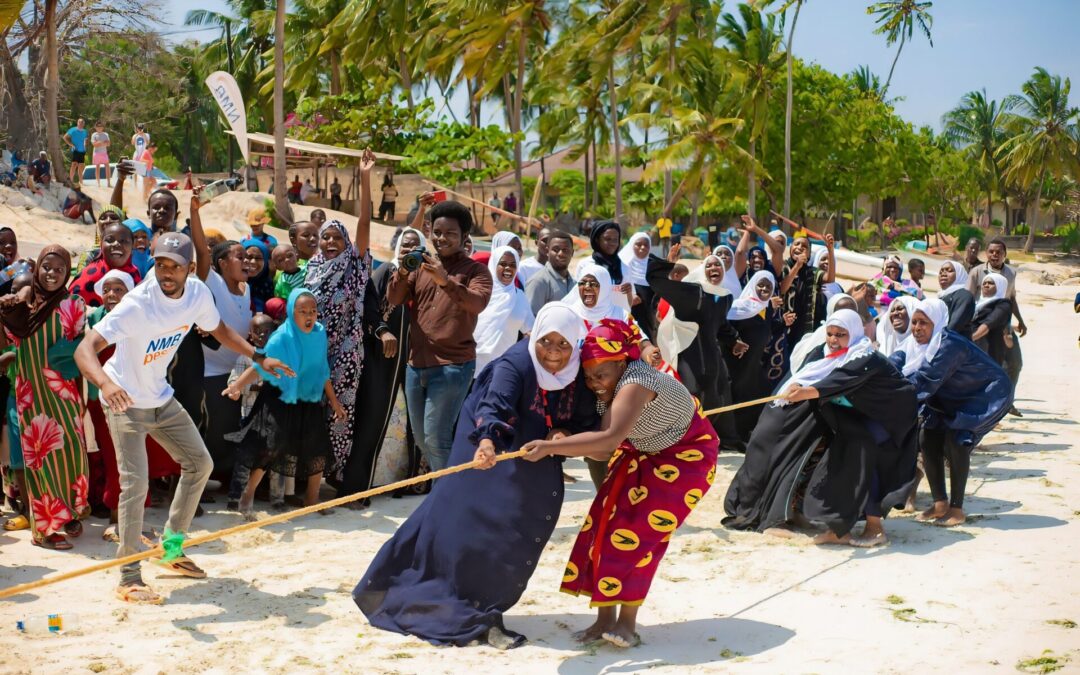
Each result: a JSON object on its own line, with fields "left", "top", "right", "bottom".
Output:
{"left": 379, "top": 174, "right": 398, "bottom": 222}
{"left": 504, "top": 192, "right": 517, "bottom": 215}
{"left": 64, "top": 118, "right": 88, "bottom": 184}
{"left": 489, "top": 193, "right": 501, "bottom": 226}
{"left": 91, "top": 121, "right": 111, "bottom": 187}
{"left": 131, "top": 124, "right": 150, "bottom": 189}
{"left": 330, "top": 177, "right": 342, "bottom": 210}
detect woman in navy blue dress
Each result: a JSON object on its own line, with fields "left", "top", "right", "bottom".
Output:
{"left": 354, "top": 303, "right": 597, "bottom": 649}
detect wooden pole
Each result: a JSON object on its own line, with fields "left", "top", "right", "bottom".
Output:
{"left": 423, "top": 179, "right": 536, "bottom": 227}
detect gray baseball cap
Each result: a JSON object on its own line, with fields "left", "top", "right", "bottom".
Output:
{"left": 153, "top": 232, "right": 194, "bottom": 266}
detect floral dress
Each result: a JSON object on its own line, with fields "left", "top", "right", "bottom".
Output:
{"left": 11, "top": 296, "right": 89, "bottom": 541}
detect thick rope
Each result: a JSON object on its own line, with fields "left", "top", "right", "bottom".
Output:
{"left": 701, "top": 395, "right": 782, "bottom": 417}
{"left": 0, "top": 449, "right": 528, "bottom": 600}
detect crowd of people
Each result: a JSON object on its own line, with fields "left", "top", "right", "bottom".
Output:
{"left": 0, "top": 148, "right": 1024, "bottom": 647}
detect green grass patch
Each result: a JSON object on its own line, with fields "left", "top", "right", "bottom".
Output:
{"left": 885, "top": 594, "right": 905, "bottom": 605}
{"left": 1046, "top": 619, "right": 1076, "bottom": 629}
{"left": 1016, "top": 650, "right": 1067, "bottom": 673}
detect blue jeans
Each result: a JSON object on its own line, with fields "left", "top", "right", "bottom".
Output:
{"left": 405, "top": 361, "right": 475, "bottom": 471}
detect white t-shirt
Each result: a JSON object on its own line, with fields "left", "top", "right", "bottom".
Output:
{"left": 202, "top": 270, "right": 253, "bottom": 377}
{"left": 517, "top": 256, "right": 544, "bottom": 286}
{"left": 95, "top": 276, "right": 221, "bottom": 409}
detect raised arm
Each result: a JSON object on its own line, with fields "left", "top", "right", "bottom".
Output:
{"left": 734, "top": 223, "right": 751, "bottom": 279}
{"left": 188, "top": 188, "right": 211, "bottom": 281}
{"left": 355, "top": 149, "right": 375, "bottom": 254}
{"left": 110, "top": 160, "right": 134, "bottom": 210}
{"left": 410, "top": 192, "right": 435, "bottom": 232}
{"left": 823, "top": 233, "right": 836, "bottom": 284}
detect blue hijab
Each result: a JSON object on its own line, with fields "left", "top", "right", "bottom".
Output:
{"left": 255, "top": 288, "right": 330, "bottom": 404}
{"left": 124, "top": 218, "right": 154, "bottom": 277}
{"left": 241, "top": 237, "right": 274, "bottom": 312}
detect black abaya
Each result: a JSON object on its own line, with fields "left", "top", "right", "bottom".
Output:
{"left": 941, "top": 288, "right": 975, "bottom": 339}
{"left": 724, "top": 307, "right": 784, "bottom": 442}
{"left": 647, "top": 258, "right": 743, "bottom": 452}
{"left": 723, "top": 350, "right": 919, "bottom": 536}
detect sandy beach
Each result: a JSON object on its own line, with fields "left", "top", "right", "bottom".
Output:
{"left": 0, "top": 227, "right": 1078, "bottom": 673}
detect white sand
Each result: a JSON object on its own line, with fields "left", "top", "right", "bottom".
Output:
{"left": 1, "top": 254, "right": 1078, "bottom": 673}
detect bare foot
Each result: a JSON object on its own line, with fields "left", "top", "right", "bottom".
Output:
{"left": 763, "top": 525, "right": 800, "bottom": 540}
{"left": 573, "top": 620, "right": 614, "bottom": 643}
{"left": 915, "top": 501, "right": 948, "bottom": 523}
{"left": 933, "top": 507, "right": 966, "bottom": 527}
{"left": 813, "top": 530, "right": 851, "bottom": 546}
{"left": 901, "top": 499, "right": 917, "bottom": 514}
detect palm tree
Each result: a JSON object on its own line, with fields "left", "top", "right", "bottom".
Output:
{"left": 867, "top": 0, "right": 933, "bottom": 97}
{"left": 778, "top": 0, "right": 806, "bottom": 218}
{"left": 720, "top": 2, "right": 785, "bottom": 219}
{"left": 272, "top": 0, "right": 292, "bottom": 224}
{"left": 0, "top": 1, "right": 21, "bottom": 32}
{"left": 1001, "top": 67, "right": 1080, "bottom": 252}
{"left": 851, "top": 64, "right": 886, "bottom": 101}
{"left": 942, "top": 89, "right": 1012, "bottom": 230}
{"left": 44, "top": 0, "right": 64, "bottom": 183}
{"left": 626, "top": 39, "right": 748, "bottom": 217}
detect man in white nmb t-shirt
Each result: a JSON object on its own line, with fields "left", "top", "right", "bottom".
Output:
{"left": 75, "top": 232, "right": 293, "bottom": 605}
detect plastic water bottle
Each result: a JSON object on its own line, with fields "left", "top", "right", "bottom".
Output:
{"left": 16, "top": 613, "right": 80, "bottom": 635}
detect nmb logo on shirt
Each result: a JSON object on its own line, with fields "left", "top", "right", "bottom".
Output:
{"left": 144, "top": 326, "right": 189, "bottom": 365}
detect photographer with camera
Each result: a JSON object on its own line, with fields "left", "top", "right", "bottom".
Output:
{"left": 387, "top": 200, "right": 493, "bottom": 471}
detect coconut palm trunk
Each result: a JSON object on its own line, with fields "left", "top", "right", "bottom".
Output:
{"left": 748, "top": 139, "right": 757, "bottom": 219}
{"left": 882, "top": 32, "right": 905, "bottom": 97}
{"left": 608, "top": 61, "right": 623, "bottom": 220}
{"left": 783, "top": 0, "right": 802, "bottom": 217}
{"left": 1025, "top": 171, "right": 1045, "bottom": 254}
{"left": 44, "top": 0, "right": 63, "bottom": 184}
{"left": 273, "top": 0, "right": 292, "bottom": 224}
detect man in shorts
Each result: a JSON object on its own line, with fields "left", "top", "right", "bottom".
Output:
{"left": 75, "top": 231, "right": 293, "bottom": 604}
{"left": 64, "top": 118, "right": 88, "bottom": 184}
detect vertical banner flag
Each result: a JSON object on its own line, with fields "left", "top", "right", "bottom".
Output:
{"left": 205, "top": 71, "right": 250, "bottom": 165}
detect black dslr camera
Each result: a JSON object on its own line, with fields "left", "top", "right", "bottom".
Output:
{"left": 400, "top": 246, "right": 428, "bottom": 272}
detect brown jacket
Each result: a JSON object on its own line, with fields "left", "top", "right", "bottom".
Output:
{"left": 387, "top": 251, "right": 493, "bottom": 367}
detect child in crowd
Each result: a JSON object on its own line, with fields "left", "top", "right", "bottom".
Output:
{"left": 224, "top": 313, "right": 276, "bottom": 511}
{"left": 272, "top": 244, "right": 306, "bottom": 300}
{"left": 224, "top": 290, "right": 345, "bottom": 518}
{"left": 246, "top": 208, "right": 279, "bottom": 248}
{"left": 908, "top": 258, "right": 926, "bottom": 288}
{"left": 0, "top": 273, "right": 30, "bottom": 531}
{"left": 289, "top": 221, "right": 319, "bottom": 265}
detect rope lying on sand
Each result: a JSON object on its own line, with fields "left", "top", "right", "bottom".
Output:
{"left": 0, "top": 396, "right": 781, "bottom": 600}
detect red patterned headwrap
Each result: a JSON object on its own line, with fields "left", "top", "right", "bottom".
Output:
{"left": 581, "top": 318, "right": 642, "bottom": 367}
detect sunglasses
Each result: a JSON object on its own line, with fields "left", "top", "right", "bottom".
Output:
{"left": 577, "top": 280, "right": 600, "bottom": 289}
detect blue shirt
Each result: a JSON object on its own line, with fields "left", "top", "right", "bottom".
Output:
{"left": 67, "top": 127, "right": 88, "bottom": 152}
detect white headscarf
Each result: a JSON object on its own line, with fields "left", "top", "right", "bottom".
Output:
{"left": 789, "top": 292, "right": 855, "bottom": 372}
{"left": 811, "top": 246, "right": 828, "bottom": 268}
{"left": 491, "top": 231, "right": 521, "bottom": 252}
{"left": 937, "top": 260, "right": 969, "bottom": 299}
{"left": 897, "top": 298, "right": 949, "bottom": 377}
{"left": 93, "top": 269, "right": 136, "bottom": 298}
{"left": 712, "top": 245, "right": 743, "bottom": 297}
{"left": 618, "top": 232, "right": 651, "bottom": 286}
{"left": 656, "top": 255, "right": 729, "bottom": 368}
{"left": 728, "top": 270, "right": 775, "bottom": 321}
{"left": 975, "top": 272, "right": 1008, "bottom": 311}
{"left": 876, "top": 295, "right": 919, "bottom": 356}
{"left": 528, "top": 302, "right": 587, "bottom": 391}
{"left": 562, "top": 261, "right": 628, "bottom": 325}
{"left": 391, "top": 227, "right": 426, "bottom": 267}
{"left": 777, "top": 309, "right": 875, "bottom": 398}
{"left": 474, "top": 246, "right": 534, "bottom": 368}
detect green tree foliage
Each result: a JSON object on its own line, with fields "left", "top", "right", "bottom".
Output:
{"left": 400, "top": 122, "right": 518, "bottom": 187}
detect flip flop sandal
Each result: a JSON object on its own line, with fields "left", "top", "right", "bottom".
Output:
{"left": 601, "top": 631, "right": 642, "bottom": 649}
{"left": 102, "top": 525, "right": 160, "bottom": 547}
{"left": 64, "top": 520, "right": 84, "bottom": 538}
{"left": 152, "top": 556, "right": 207, "bottom": 579}
{"left": 115, "top": 584, "right": 164, "bottom": 605}
{"left": 32, "top": 533, "right": 73, "bottom": 550}
{"left": 3, "top": 514, "right": 29, "bottom": 531}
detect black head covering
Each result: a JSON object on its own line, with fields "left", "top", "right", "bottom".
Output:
{"left": 589, "top": 220, "right": 623, "bottom": 285}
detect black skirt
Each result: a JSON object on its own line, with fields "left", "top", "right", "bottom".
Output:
{"left": 225, "top": 386, "right": 330, "bottom": 478}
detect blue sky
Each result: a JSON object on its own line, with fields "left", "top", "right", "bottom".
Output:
{"left": 164, "top": 0, "right": 1080, "bottom": 131}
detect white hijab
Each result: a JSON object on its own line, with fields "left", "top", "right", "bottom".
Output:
{"left": 975, "top": 272, "right": 1008, "bottom": 311}
{"left": 529, "top": 302, "right": 587, "bottom": 391}
{"left": 728, "top": 270, "right": 774, "bottom": 321}
{"left": 937, "top": 260, "right": 969, "bottom": 299}
{"left": 562, "top": 261, "right": 628, "bottom": 325}
{"left": 876, "top": 295, "right": 919, "bottom": 356}
{"left": 778, "top": 309, "right": 875, "bottom": 399}
{"left": 656, "top": 255, "right": 729, "bottom": 368}
{"left": 712, "top": 245, "right": 744, "bottom": 297}
{"left": 473, "top": 246, "right": 534, "bottom": 360}
{"left": 94, "top": 269, "right": 136, "bottom": 298}
{"left": 897, "top": 298, "right": 949, "bottom": 377}
{"left": 491, "top": 230, "right": 521, "bottom": 252}
{"left": 391, "top": 227, "right": 426, "bottom": 267}
{"left": 789, "top": 292, "right": 855, "bottom": 372}
{"left": 618, "top": 232, "right": 651, "bottom": 286}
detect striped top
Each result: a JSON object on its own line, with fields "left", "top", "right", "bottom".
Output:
{"left": 599, "top": 360, "right": 695, "bottom": 453}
